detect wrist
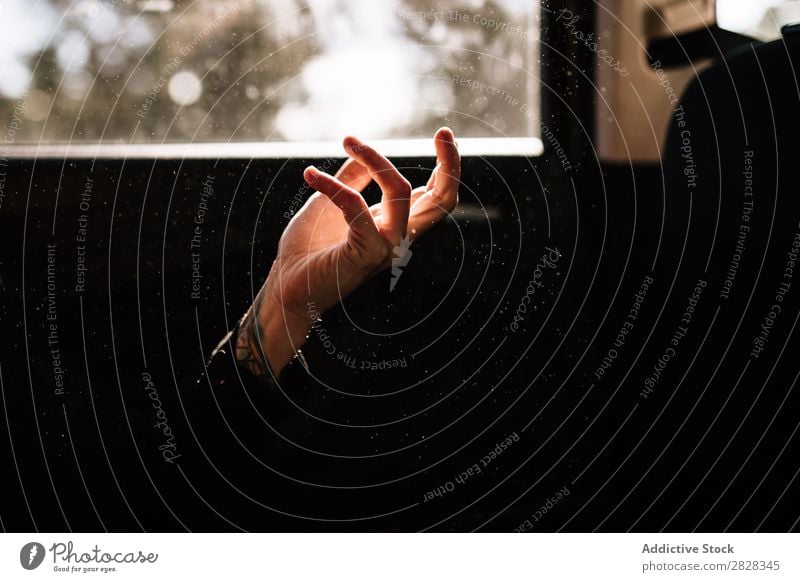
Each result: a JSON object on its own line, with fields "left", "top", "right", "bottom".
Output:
{"left": 257, "top": 294, "right": 314, "bottom": 374}
{"left": 233, "top": 284, "right": 313, "bottom": 379}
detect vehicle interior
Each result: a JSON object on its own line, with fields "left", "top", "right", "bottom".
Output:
{"left": 1, "top": 0, "right": 799, "bottom": 532}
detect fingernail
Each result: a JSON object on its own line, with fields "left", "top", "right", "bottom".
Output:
{"left": 304, "top": 165, "right": 318, "bottom": 183}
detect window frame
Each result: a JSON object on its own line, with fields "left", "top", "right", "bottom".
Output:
{"left": 1, "top": 1, "right": 553, "bottom": 160}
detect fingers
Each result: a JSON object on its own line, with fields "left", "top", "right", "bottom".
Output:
{"left": 407, "top": 196, "right": 454, "bottom": 240}
{"left": 409, "top": 164, "right": 439, "bottom": 206}
{"left": 343, "top": 135, "right": 411, "bottom": 243}
{"left": 407, "top": 128, "right": 461, "bottom": 239}
{"left": 298, "top": 158, "right": 372, "bottom": 220}
{"left": 426, "top": 163, "right": 440, "bottom": 191}
{"left": 432, "top": 127, "right": 460, "bottom": 206}
{"left": 304, "top": 166, "right": 379, "bottom": 242}
{"left": 334, "top": 158, "right": 372, "bottom": 193}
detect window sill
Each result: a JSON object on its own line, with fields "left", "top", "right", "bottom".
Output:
{"left": 2, "top": 137, "right": 543, "bottom": 160}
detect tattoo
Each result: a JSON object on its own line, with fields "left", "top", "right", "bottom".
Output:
{"left": 234, "top": 287, "right": 270, "bottom": 378}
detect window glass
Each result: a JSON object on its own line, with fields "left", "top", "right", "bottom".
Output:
{"left": 0, "top": 0, "right": 539, "bottom": 144}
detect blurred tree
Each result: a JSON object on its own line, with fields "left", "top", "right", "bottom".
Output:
{"left": 0, "top": 0, "right": 536, "bottom": 143}
{"left": 399, "top": 0, "right": 536, "bottom": 137}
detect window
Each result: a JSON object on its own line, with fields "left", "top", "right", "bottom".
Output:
{"left": 0, "top": 0, "right": 540, "bottom": 151}
{"left": 717, "top": 0, "right": 800, "bottom": 40}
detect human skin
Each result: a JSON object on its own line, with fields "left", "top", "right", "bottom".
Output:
{"left": 235, "top": 127, "right": 461, "bottom": 376}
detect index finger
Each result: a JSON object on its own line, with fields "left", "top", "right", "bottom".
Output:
{"left": 335, "top": 158, "right": 372, "bottom": 193}
{"left": 343, "top": 135, "right": 411, "bottom": 243}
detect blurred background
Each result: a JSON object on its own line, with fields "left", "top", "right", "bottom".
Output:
{"left": 0, "top": 0, "right": 537, "bottom": 142}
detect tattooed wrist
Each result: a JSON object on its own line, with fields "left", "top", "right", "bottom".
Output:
{"left": 234, "top": 288, "right": 270, "bottom": 378}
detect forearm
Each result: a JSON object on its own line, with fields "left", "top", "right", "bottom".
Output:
{"left": 234, "top": 284, "right": 313, "bottom": 377}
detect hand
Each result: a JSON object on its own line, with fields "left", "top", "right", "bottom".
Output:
{"left": 235, "top": 127, "right": 460, "bottom": 376}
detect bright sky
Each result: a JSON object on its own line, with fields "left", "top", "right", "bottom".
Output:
{"left": 275, "top": 0, "right": 422, "bottom": 140}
